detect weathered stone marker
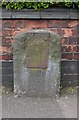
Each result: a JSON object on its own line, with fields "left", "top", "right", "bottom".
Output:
{"left": 13, "top": 29, "right": 61, "bottom": 98}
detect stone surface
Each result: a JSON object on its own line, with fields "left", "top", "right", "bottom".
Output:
{"left": 2, "top": 87, "right": 77, "bottom": 118}
{"left": 2, "top": 9, "right": 12, "bottom": 19}
{"left": 13, "top": 29, "right": 61, "bottom": 98}
{"left": 26, "top": 37, "right": 48, "bottom": 68}
{"left": 0, "top": 8, "right": 79, "bottom": 19}
{"left": 2, "top": 93, "right": 64, "bottom": 118}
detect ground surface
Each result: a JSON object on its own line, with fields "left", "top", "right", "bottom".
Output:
{"left": 0, "top": 86, "right": 77, "bottom": 118}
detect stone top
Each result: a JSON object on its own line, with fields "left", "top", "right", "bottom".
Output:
{"left": 13, "top": 29, "right": 61, "bottom": 62}
{"left": 14, "top": 29, "right": 61, "bottom": 41}
{"left": 0, "top": 8, "right": 79, "bottom": 19}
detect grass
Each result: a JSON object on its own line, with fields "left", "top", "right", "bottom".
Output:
{"left": 60, "top": 86, "right": 77, "bottom": 96}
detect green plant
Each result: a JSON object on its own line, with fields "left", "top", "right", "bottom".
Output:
{"left": 1, "top": 1, "right": 79, "bottom": 10}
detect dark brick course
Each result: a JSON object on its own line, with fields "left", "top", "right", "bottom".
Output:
{"left": 61, "top": 53, "right": 73, "bottom": 60}
{"left": 2, "top": 61, "right": 14, "bottom": 88}
{"left": 69, "top": 36, "right": 78, "bottom": 44}
{"left": 74, "top": 53, "right": 79, "bottom": 60}
{"left": 1, "top": 61, "right": 79, "bottom": 87}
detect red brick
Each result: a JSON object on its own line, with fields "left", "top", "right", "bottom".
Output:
{"left": 72, "top": 28, "right": 78, "bottom": 36}
{"left": 2, "top": 20, "right": 13, "bottom": 29}
{"left": 62, "top": 28, "right": 78, "bottom": 37}
{"left": 26, "top": 20, "right": 47, "bottom": 28}
{"left": 61, "top": 46, "right": 72, "bottom": 52}
{"left": 2, "top": 30, "right": 12, "bottom": 37}
{"left": 61, "top": 37, "right": 69, "bottom": 45}
{"left": 50, "top": 28, "right": 58, "bottom": 34}
{"left": 0, "top": 56, "right": 2, "bottom": 60}
{"left": 57, "top": 29, "right": 64, "bottom": 36}
{"left": 61, "top": 53, "right": 73, "bottom": 60}
{"left": 47, "top": 20, "right": 61, "bottom": 28}
{"left": 69, "top": 36, "right": 77, "bottom": 45}
{"left": 2, "top": 40, "right": 12, "bottom": 47}
{"left": 73, "top": 46, "right": 79, "bottom": 52}
{"left": 78, "top": 24, "right": 79, "bottom": 31}
{"left": 78, "top": 20, "right": 79, "bottom": 24}
{"left": 0, "top": 46, "right": 12, "bottom": 53}
{"left": 60, "top": 20, "right": 68, "bottom": 28}
{"left": 14, "top": 20, "right": 27, "bottom": 29}
{"left": 62, "top": 28, "right": 73, "bottom": 37}
{"left": 77, "top": 36, "right": 79, "bottom": 44}
{"left": 0, "top": 30, "right": 2, "bottom": 36}
{"left": 68, "top": 20, "right": 78, "bottom": 27}
{"left": 1, "top": 19, "right": 79, "bottom": 63}
{"left": 0, "top": 54, "right": 13, "bottom": 60}
{"left": 74, "top": 53, "right": 79, "bottom": 60}
{"left": 48, "top": 20, "right": 73, "bottom": 28}
{"left": 2, "top": 37, "right": 13, "bottom": 47}
{"left": 12, "top": 28, "right": 29, "bottom": 36}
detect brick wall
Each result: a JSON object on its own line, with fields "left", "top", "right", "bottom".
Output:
{"left": 0, "top": 19, "right": 79, "bottom": 87}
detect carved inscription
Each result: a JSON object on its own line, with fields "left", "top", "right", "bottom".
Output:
{"left": 26, "top": 39, "right": 49, "bottom": 69}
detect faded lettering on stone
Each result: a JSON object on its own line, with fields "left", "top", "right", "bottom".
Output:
{"left": 26, "top": 39, "right": 49, "bottom": 69}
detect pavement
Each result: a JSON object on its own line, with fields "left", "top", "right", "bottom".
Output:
{"left": 0, "top": 86, "right": 77, "bottom": 118}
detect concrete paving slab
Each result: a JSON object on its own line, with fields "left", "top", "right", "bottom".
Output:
{"left": 1, "top": 86, "right": 77, "bottom": 118}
